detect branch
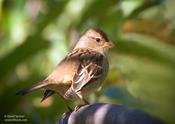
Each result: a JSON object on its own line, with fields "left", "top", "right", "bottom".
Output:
{"left": 56, "top": 103, "right": 164, "bottom": 124}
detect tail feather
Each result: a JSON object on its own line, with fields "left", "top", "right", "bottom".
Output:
{"left": 40, "top": 90, "right": 55, "bottom": 102}
{"left": 16, "top": 80, "right": 49, "bottom": 96}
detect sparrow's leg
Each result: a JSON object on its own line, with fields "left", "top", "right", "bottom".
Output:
{"left": 75, "top": 92, "right": 89, "bottom": 111}
{"left": 57, "top": 93, "right": 73, "bottom": 112}
{"left": 77, "top": 93, "right": 89, "bottom": 104}
{"left": 57, "top": 93, "right": 74, "bottom": 117}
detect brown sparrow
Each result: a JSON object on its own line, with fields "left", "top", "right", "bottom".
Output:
{"left": 16, "top": 28, "right": 114, "bottom": 110}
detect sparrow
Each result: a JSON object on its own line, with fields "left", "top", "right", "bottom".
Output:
{"left": 16, "top": 27, "right": 114, "bottom": 110}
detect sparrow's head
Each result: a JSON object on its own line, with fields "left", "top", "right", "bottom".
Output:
{"left": 74, "top": 28, "right": 114, "bottom": 54}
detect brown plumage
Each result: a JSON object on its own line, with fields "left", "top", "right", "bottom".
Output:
{"left": 16, "top": 27, "right": 114, "bottom": 110}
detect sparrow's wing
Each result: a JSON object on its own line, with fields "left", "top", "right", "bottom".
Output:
{"left": 69, "top": 49, "right": 104, "bottom": 92}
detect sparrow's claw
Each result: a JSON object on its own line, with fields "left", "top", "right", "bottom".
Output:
{"left": 62, "top": 109, "right": 73, "bottom": 117}
{"left": 74, "top": 105, "right": 83, "bottom": 111}
{"left": 74, "top": 103, "right": 89, "bottom": 111}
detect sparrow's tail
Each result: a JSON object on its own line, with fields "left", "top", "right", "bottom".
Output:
{"left": 16, "top": 80, "right": 49, "bottom": 96}
{"left": 40, "top": 90, "right": 55, "bottom": 102}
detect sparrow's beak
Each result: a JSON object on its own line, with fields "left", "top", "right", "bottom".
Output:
{"left": 103, "top": 42, "right": 114, "bottom": 48}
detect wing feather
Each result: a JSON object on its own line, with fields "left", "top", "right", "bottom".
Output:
{"left": 69, "top": 48, "right": 104, "bottom": 92}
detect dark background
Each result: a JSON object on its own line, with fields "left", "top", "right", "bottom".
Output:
{"left": 0, "top": 0, "right": 175, "bottom": 124}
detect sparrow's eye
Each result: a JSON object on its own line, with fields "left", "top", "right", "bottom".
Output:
{"left": 95, "top": 38, "right": 101, "bottom": 42}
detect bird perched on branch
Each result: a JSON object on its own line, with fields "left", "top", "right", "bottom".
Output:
{"left": 16, "top": 28, "right": 114, "bottom": 110}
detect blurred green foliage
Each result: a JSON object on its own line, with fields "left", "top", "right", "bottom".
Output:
{"left": 0, "top": 0, "right": 175, "bottom": 124}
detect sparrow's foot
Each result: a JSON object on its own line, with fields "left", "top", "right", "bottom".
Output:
{"left": 62, "top": 108, "right": 73, "bottom": 117}
{"left": 74, "top": 105, "right": 83, "bottom": 111}
{"left": 74, "top": 103, "right": 89, "bottom": 111}
{"left": 67, "top": 106, "right": 73, "bottom": 112}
